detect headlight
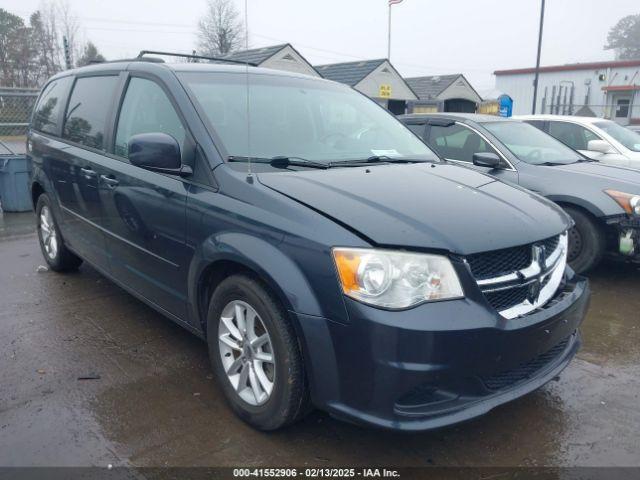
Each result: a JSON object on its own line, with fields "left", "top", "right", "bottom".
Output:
{"left": 332, "top": 248, "right": 464, "bottom": 309}
{"left": 605, "top": 189, "right": 640, "bottom": 215}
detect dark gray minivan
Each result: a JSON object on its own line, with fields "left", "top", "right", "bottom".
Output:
{"left": 28, "top": 55, "right": 589, "bottom": 431}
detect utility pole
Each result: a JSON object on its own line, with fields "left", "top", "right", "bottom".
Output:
{"left": 388, "top": 3, "right": 392, "bottom": 60}
{"left": 531, "top": 0, "right": 546, "bottom": 114}
{"left": 63, "top": 36, "right": 72, "bottom": 69}
{"left": 387, "top": 0, "right": 404, "bottom": 60}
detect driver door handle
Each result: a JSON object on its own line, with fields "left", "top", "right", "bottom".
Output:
{"left": 100, "top": 174, "right": 119, "bottom": 188}
{"left": 80, "top": 166, "right": 97, "bottom": 179}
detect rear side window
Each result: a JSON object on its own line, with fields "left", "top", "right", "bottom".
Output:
{"left": 427, "top": 124, "right": 496, "bottom": 162}
{"left": 63, "top": 76, "right": 119, "bottom": 150}
{"left": 32, "top": 77, "right": 73, "bottom": 135}
{"left": 114, "top": 77, "right": 186, "bottom": 159}
{"left": 525, "top": 120, "right": 545, "bottom": 130}
{"left": 548, "top": 121, "right": 599, "bottom": 151}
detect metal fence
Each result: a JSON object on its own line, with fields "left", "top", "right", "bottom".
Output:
{"left": 0, "top": 87, "right": 39, "bottom": 137}
{"left": 540, "top": 100, "right": 639, "bottom": 125}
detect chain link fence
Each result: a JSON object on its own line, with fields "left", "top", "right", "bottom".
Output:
{"left": 0, "top": 87, "right": 40, "bottom": 141}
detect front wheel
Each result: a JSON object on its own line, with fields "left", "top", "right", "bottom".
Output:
{"left": 36, "top": 194, "right": 83, "bottom": 272}
{"left": 564, "top": 206, "right": 605, "bottom": 274}
{"left": 207, "top": 274, "right": 310, "bottom": 430}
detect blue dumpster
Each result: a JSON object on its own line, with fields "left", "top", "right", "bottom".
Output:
{"left": 0, "top": 141, "right": 32, "bottom": 212}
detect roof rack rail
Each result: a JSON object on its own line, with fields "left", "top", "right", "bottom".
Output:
{"left": 87, "top": 56, "right": 165, "bottom": 65}
{"left": 137, "top": 50, "right": 258, "bottom": 66}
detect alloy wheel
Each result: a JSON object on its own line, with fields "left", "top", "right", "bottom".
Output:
{"left": 39, "top": 206, "right": 58, "bottom": 260}
{"left": 218, "top": 300, "right": 275, "bottom": 406}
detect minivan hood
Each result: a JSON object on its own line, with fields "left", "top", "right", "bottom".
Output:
{"left": 259, "top": 163, "right": 569, "bottom": 255}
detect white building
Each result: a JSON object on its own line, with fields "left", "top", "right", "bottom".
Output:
{"left": 405, "top": 74, "right": 482, "bottom": 114}
{"left": 315, "top": 59, "right": 418, "bottom": 114}
{"left": 494, "top": 59, "right": 640, "bottom": 125}
{"left": 224, "top": 44, "right": 320, "bottom": 78}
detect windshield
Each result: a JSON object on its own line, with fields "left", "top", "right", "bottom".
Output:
{"left": 594, "top": 121, "right": 640, "bottom": 152}
{"left": 178, "top": 72, "right": 439, "bottom": 164}
{"left": 483, "top": 121, "right": 584, "bottom": 165}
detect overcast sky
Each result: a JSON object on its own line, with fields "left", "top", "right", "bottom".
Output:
{"left": 4, "top": 0, "right": 638, "bottom": 89}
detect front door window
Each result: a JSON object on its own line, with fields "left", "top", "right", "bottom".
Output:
{"left": 426, "top": 124, "right": 496, "bottom": 163}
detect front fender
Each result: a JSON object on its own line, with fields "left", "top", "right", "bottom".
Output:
{"left": 187, "top": 231, "right": 328, "bottom": 332}
{"left": 546, "top": 194, "right": 608, "bottom": 218}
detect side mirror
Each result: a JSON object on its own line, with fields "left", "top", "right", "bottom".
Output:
{"left": 473, "top": 152, "right": 503, "bottom": 169}
{"left": 128, "top": 133, "right": 191, "bottom": 176}
{"left": 587, "top": 139, "right": 615, "bottom": 154}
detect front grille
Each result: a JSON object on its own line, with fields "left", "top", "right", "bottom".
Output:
{"left": 466, "top": 244, "right": 531, "bottom": 280}
{"left": 466, "top": 234, "right": 564, "bottom": 316}
{"left": 484, "top": 285, "right": 530, "bottom": 312}
{"left": 481, "top": 337, "right": 570, "bottom": 390}
{"left": 542, "top": 236, "right": 560, "bottom": 253}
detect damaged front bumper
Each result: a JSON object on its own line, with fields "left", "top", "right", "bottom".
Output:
{"left": 605, "top": 215, "right": 640, "bottom": 259}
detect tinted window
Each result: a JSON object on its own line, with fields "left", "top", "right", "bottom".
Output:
{"left": 32, "top": 77, "right": 73, "bottom": 135}
{"left": 63, "top": 76, "right": 119, "bottom": 149}
{"left": 484, "top": 121, "right": 583, "bottom": 165}
{"left": 525, "top": 120, "right": 546, "bottom": 130}
{"left": 548, "top": 121, "right": 599, "bottom": 150}
{"left": 426, "top": 124, "right": 496, "bottom": 162}
{"left": 115, "top": 78, "right": 186, "bottom": 158}
{"left": 405, "top": 123, "right": 425, "bottom": 139}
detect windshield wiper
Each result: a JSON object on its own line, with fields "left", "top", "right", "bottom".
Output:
{"left": 228, "top": 155, "right": 329, "bottom": 169}
{"left": 536, "top": 161, "right": 566, "bottom": 166}
{"left": 331, "top": 155, "right": 432, "bottom": 167}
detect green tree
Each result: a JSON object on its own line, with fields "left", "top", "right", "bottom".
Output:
{"left": 605, "top": 14, "right": 640, "bottom": 60}
{"left": 76, "top": 41, "right": 106, "bottom": 67}
{"left": 0, "top": 8, "right": 28, "bottom": 86}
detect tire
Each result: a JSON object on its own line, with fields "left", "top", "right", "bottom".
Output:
{"left": 207, "top": 274, "right": 310, "bottom": 430}
{"left": 36, "top": 193, "right": 83, "bottom": 272}
{"left": 564, "top": 206, "right": 605, "bottom": 274}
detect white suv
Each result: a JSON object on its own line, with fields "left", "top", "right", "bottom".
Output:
{"left": 517, "top": 115, "right": 640, "bottom": 169}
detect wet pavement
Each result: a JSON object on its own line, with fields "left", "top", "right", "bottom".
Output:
{"left": 1, "top": 211, "right": 639, "bottom": 468}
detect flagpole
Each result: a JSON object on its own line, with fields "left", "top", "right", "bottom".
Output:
{"left": 387, "top": 3, "right": 392, "bottom": 60}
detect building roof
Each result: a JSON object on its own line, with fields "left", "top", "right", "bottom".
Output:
{"left": 224, "top": 44, "right": 288, "bottom": 65}
{"left": 494, "top": 59, "right": 640, "bottom": 76}
{"left": 404, "top": 74, "right": 460, "bottom": 100}
{"left": 315, "top": 59, "right": 387, "bottom": 86}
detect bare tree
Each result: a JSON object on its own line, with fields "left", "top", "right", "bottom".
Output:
{"left": 197, "top": 0, "right": 245, "bottom": 57}
{"left": 30, "top": 4, "right": 62, "bottom": 81}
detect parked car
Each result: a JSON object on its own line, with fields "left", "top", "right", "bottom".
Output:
{"left": 516, "top": 115, "right": 640, "bottom": 169}
{"left": 628, "top": 125, "right": 640, "bottom": 135}
{"left": 28, "top": 57, "right": 589, "bottom": 432}
{"left": 399, "top": 113, "right": 640, "bottom": 273}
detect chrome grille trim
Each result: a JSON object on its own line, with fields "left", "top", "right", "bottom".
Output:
{"left": 469, "top": 232, "right": 568, "bottom": 319}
